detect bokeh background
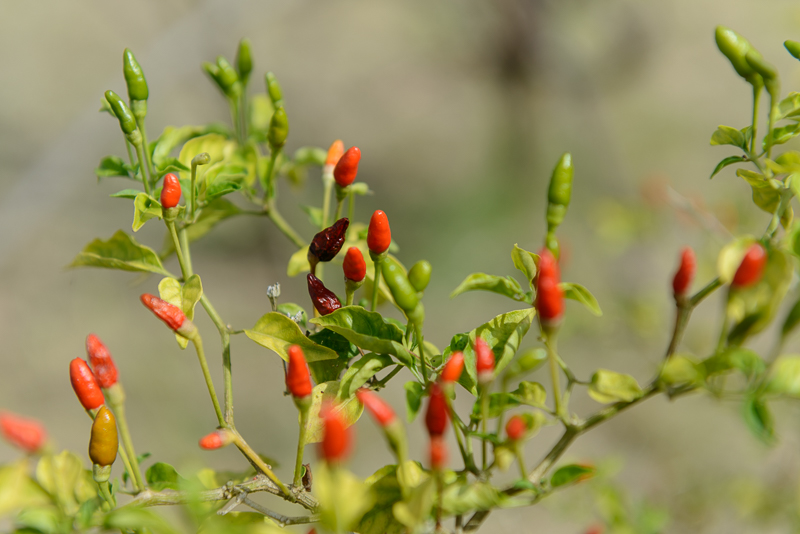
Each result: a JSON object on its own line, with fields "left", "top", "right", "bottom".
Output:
{"left": 3, "top": 0, "right": 800, "bottom": 531}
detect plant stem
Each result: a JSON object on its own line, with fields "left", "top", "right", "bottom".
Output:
{"left": 231, "top": 432, "right": 293, "bottom": 500}
{"left": 751, "top": 85, "right": 761, "bottom": 154}
{"left": 766, "top": 189, "right": 793, "bottom": 238}
{"left": 125, "top": 140, "right": 136, "bottom": 168}
{"left": 515, "top": 445, "right": 527, "bottom": 480}
{"left": 199, "top": 294, "right": 234, "bottom": 426}
{"left": 166, "top": 221, "right": 189, "bottom": 280}
{"left": 190, "top": 160, "right": 199, "bottom": 222}
{"left": 371, "top": 258, "right": 384, "bottom": 311}
{"left": 690, "top": 277, "right": 722, "bottom": 307}
{"left": 348, "top": 190, "right": 355, "bottom": 222}
{"left": 265, "top": 200, "right": 306, "bottom": 249}
{"left": 191, "top": 336, "right": 225, "bottom": 427}
{"left": 293, "top": 407, "right": 310, "bottom": 487}
{"left": 108, "top": 396, "right": 146, "bottom": 493}
{"left": 321, "top": 175, "right": 334, "bottom": 229}
{"left": 545, "top": 336, "right": 564, "bottom": 419}
{"left": 334, "top": 197, "right": 344, "bottom": 220}
{"left": 480, "top": 386, "right": 489, "bottom": 470}
{"left": 136, "top": 117, "right": 155, "bottom": 185}
{"left": 416, "top": 323, "right": 429, "bottom": 385}
{"left": 99, "top": 481, "right": 116, "bottom": 508}
{"left": 133, "top": 141, "right": 152, "bottom": 196}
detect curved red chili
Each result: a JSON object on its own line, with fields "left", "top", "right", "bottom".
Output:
{"left": 70, "top": 358, "right": 105, "bottom": 411}
{"left": 429, "top": 435, "right": 447, "bottom": 470}
{"left": 440, "top": 351, "right": 464, "bottom": 383}
{"left": 160, "top": 173, "right": 182, "bottom": 209}
{"left": 356, "top": 389, "right": 396, "bottom": 427}
{"left": 333, "top": 146, "right": 361, "bottom": 187}
{"left": 475, "top": 338, "right": 495, "bottom": 384}
{"left": 86, "top": 334, "right": 118, "bottom": 388}
{"left": 425, "top": 383, "right": 448, "bottom": 437}
{"left": 536, "top": 249, "right": 564, "bottom": 325}
{"left": 140, "top": 294, "right": 185, "bottom": 331}
{"left": 286, "top": 345, "right": 313, "bottom": 398}
{"left": 325, "top": 140, "right": 345, "bottom": 168}
{"left": 505, "top": 415, "right": 526, "bottom": 441}
{"left": 672, "top": 247, "right": 696, "bottom": 296}
{"left": 0, "top": 412, "right": 46, "bottom": 453}
{"left": 732, "top": 243, "right": 767, "bottom": 288}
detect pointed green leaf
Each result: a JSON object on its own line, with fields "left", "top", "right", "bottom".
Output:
{"left": 145, "top": 462, "right": 183, "bottom": 491}
{"left": 659, "top": 354, "right": 704, "bottom": 388}
{"left": 151, "top": 123, "right": 230, "bottom": 170}
{"left": 450, "top": 273, "right": 530, "bottom": 304}
{"left": 110, "top": 189, "right": 142, "bottom": 199}
{"left": 550, "top": 464, "right": 595, "bottom": 487}
{"left": 560, "top": 282, "right": 602, "bottom": 316}
{"left": 503, "top": 348, "right": 547, "bottom": 380}
{"left": 709, "top": 155, "right": 746, "bottom": 179}
{"left": 710, "top": 125, "right": 746, "bottom": 149}
{"left": 742, "top": 396, "right": 775, "bottom": 445}
{"left": 245, "top": 312, "right": 338, "bottom": 362}
{"left": 404, "top": 381, "right": 425, "bottom": 422}
{"left": 96, "top": 155, "right": 133, "bottom": 179}
{"left": 70, "top": 230, "right": 169, "bottom": 275}
{"left": 303, "top": 381, "right": 364, "bottom": 444}
{"left": 158, "top": 275, "right": 203, "bottom": 349}
{"left": 511, "top": 244, "right": 539, "bottom": 287}
{"left": 766, "top": 355, "right": 800, "bottom": 396}
{"left": 588, "top": 369, "right": 642, "bottom": 404}
{"left": 763, "top": 123, "right": 800, "bottom": 149}
{"left": 337, "top": 353, "right": 394, "bottom": 401}
{"left": 132, "top": 193, "right": 162, "bottom": 232}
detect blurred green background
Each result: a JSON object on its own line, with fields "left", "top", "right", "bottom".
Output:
{"left": 3, "top": 0, "right": 800, "bottom": 531}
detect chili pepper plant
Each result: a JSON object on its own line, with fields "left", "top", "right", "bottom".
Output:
{"left": 5, "top": 27, "right": 800, "bottom": 534}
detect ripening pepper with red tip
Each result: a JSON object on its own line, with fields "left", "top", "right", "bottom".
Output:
{"left": 536, "top": 248, "right": 564, "bottom": 327}
{"left": 367, "top": 210, "right": 391, "bottom": 255}
{"left": 672, "top": 247, "right": 696, "bottom": 298}
{"left": 86, "top": 334, "right": 118, "bottom": 389}
{"left": 506, "top": 415, "right": 527, "bottom": 441}
{"left": 475, "top": 338, "right": 495, "bottom": 385}
{"left": 425, "top": 383, "right": 448, "bottom": 437}
{"left": 325, "top": 140, "right": 345, "bottom": 169}
{"left": 732, "top": 243, "right": 767, "bottom": 289}
{"left": 160, "top": 173, "right": 182, "bottom": 209}
{"left": 199, "top": 429, "right": 234, "bottom": 450}
{"left": 333, "top": 147, "right": 361, "bottom": 188}
{"left": 70, "top": 358, "right": 105, "bottom": 411}
{"left": 307, "top": 274, "right": 342, "bottom": 316}
{"left": 140, "top": 294, "right": 197, "bottom": 339}
{"left": 0, "top": 412, "right": 46, "bottom": 453}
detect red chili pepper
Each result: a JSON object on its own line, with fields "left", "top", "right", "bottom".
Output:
{"left": 160, "top": 173, "right": 182, "bottom": 209}
{"left": 286, "top": 345, "right": 313, "bottom": 398}
{"left": 70, "top": 358, "right": 105, "bottom": 411}
{"left": 355, "top": 389, "right": 396, "bottom": 427}
{"left": 536, "top": 248, "right": 564, "bottom": 325}
{"left": 425, "top": 383, "right": 448, "bottom": 437}
{"left": 199, "top": 429, "right": 234, "bottom": 450}
{"left": 475, "top": 338, "right": 495, "bottom": 384}
{"left": 440, "top": 351, "right": 464, "bottom": 383}
{"left": 140, "top": 294, "right": 196, "bottom": 338}
{"left": 367, "top": 210, "right": 391, "bottom": 255}
{"left": 672, "top": 247, "right": 696, "bottom": 297}
{"left": 429, "top": 435, "right": 447, "bottom": 470}
{"left": 732, "top": 243, "right": 767, "bottom": 288}
{"left": 0, "top": 412, "right": 46, "bottom": 453}
{"left": 325, "top": 140, "right": 344, "bottom": 168}
{"left": 307, "top": 274, "right": 342, "bottom": 316}
{"left": 505, "top": 415, "right": 526, "bottom": 441}
{"left": 343, "top": 247, "right": 367, "bottom": 282}
{"left": 309, "top": 218, "right": 349, "bottom": 263}
{"left": 86, "top": 334, "right": 118, "bottom": 389}
{"left": 319, "top": 402, "right": 350, "bottom": 462}
{"left": 333, "top": 146, "right": 361, "bottom": 187}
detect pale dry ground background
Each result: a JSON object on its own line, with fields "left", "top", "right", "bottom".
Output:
{"left": 2, "top": 0, "right": 800, "bottom": 532}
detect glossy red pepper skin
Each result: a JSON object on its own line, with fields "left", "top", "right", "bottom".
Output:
{"left": 0, "top": 412, "right": 46, "bottom": 453}
{"left": 307, "top": 274, "right": 342, "bottom": 316}
{"left": 536, "top": 249, "right": 564, "bottom": 325}
{"left": 475, "top": 338, "right": 495, "bottom": 384}
{"left": 425, "top": 383, "right": 448, "bottom": 437}
{"left": 70, "top": 358, "right": 105, "bottom": 411}
{"left": 505, "top": 415, "right": 526, "bottom": 441}
{"left": 333, "top": 146, "right": 361, "bottom": 187}
{"left": 367, "top": 210, "right": 391, "bottom": 255}
{"left": 86, "top": 334, "right": 118, "bottom": 389}
{"left": 343, "top": 247, "right": 367, "bottom": 282}
{"left": 160, "top": 173, "right": 182, "bottom": 209}
{"left": 140, "top": 294, "right": 186, "bottom": 331}
{"left": 429, "top": 435, "right": 446, "bottom": 470}
{"left": 325, "top": 140, "right": 345, "bottom": 168}
{"left": 672, "top": 247, "right": 696, "bottom": 297}
{"left": 286, "top": 345, "right": 313, "bottom": 398}
{"left": 319, "top": 403, "right": 350, "bottom": 462}
{"left": 440, "top": 351, "right": 464, "bottom": 383}
{"left": 309, "top": 218, "right": 349, "bottom": 262}
{"left": 732, "top": 243, "right": 767, "bottom": 288}
{"left": 199, "top": 429, "right": 234, "bottom": 450}
{"left": 355, "top": 389, "right": 396, "bottom": 426}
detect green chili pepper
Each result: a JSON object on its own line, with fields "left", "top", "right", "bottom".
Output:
{"left": 122, "top": 49, "right": 148, "bottom": 101}
{"left": 408, "top": 260, "right": 432, "bottom": 293}
{"left": 266, "top": 72, "right": 283, "bottom": 107}
{"left": 104, "top": 90, "right": 138, "bottom": 136}
{"left": 216, "top": 56, "right": 240, "bottom": 96}
{"left": 236, "top": 38, "right": 253, "bottom": 83}
{"left": 714, "top": 26, "right": 763, "bottom": 87}
{"left": 745, "top": 51, "right": 780, "bottom": 100}
{"left": 381, "top": 257, "right": 419, "bottom": 314}
{"left": 786, "top": 40, "right": 800, "bottom": 61}
{"left": 268, "top": 106, "right": 289, "bottom": 148}
{"left": 546, "top": 152, "right": 573, "bottom": 229}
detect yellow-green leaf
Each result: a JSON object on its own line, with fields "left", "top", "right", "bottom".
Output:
{"left": 245, "top": 312, "right": 338, "bottom": 362}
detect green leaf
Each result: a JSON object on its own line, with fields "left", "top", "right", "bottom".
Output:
{"left": 132, "top": 193, "right": 163, "bottom": 232}
{"left": 709, "top": 155, "right": 746, "bottom": 179}
{"left": 110, "top": 189, "right": 142, "bottom": 199}
{"left": 441, "top": 479, "right": 504, "bottom": 515}
{"left": 781, "top": 299, "right": 800, "bottom": 339}
{"left": 276, "top": 302, "right": 307, "bottom": 329}
{"left": 588, "top": 369, "right": 642, "bottom": 404}
{"left": 307, "top": 328, "right": 358, "bottom": 384}
{"left": 69, "top": 230, "right": 169, "bottom": 275}
{"left": 742, "top": 396, "right": 775, "bottom": 445}
{"left": 287, "top": 246, "right": 311, "bottom": 276}
{"left": 710, "top": 125, "right": 746, "bottom": 149}
{"left": 293, "top": 146, "right": 327, "bottom": 166}
{"left": 35, "top": 451, "right": 91, "bottom": 515}
{"left": 450, "top": 273, "right": 530, "bottom": 304}
{"left": 301, "top": 205, "right": 323, "bottom": 229}
{"left": 717, "top": 236, "right": 758, "bottom": 284}
{"left": 511, "top": 244, "right": 539, "bottom": 288}
{"left": 158, "top": 275, "right": 203, "bottom": 349}
{"left": 503, "top": 348, "right": 547, "bottom": 380}
{"left": 15, "top": 507, "right": 65, "bottom": 534}
{"left": 703, "top": 347, "right": 765, "bottom": 379}
{"left": 154, "top": 157, "right": 190, "bottom": 176}
{"left": 456, "top": 309, "right": 536, "bottom": 395}
{"left": 392, "top": 477, "right": 436, "bottom": 532}
{"left": 161, "top": 199, "right": 242, "bottom": 258}
{"left": 560, "top": 282, "right": 602, "bottom": 316}
{"left": 778, "top": 92, "right": 800, "bottom": 118}
{"left": 96, "top": 155, "right": 133, "bottom": 179}
{"left": 0, "top": 460, "right": 49, "bottom": 516}
{"left": 763, "top": 123, "right": 800, "bottom": 149}
{"left": 357, "top": 465, "right": 407, "bottom": 534}
{"left": 511, "top": 381, "right": 547, "bottom": 406}
{"left": 337, "top": 353, "right": 394, "bottom": 401}
{"left": 145, "top": 462, "right": 183, "bottom": 491}
{"left": 203, "top": 179, "right": 242, "bottom": 202}
{"left": 303, "top": 381, "right": 364, "bottom": 445}
{"left": 404, "top": 381, "right": 425, "bottom": 422}
{"left": 767, "top": 355, "right": 800, "bottom": 397}
{"left": 178, "top": 134, "right": 236, "bottom": 183}
{"left": 310, "top": 307, "right": 416, "bottom": 368}
{"left": 550, "top": 464, "right": 595, "bottom": 487}
{"left": 245, "top": 312, "right": 338, "bottom": 362}
{"left": 315, "top": 463, "right": 374, "bottom": 533}
{"left": 104, "top": 507, "right": 180, "bottom": 534}
{"left": 659, "top": 354, "right": 704, "bottom": 388}
{"left": 151, "top": 123, "right": 230, "bottom": 170}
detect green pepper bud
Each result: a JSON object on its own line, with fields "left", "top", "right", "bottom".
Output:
{"left": 236, "top": 38, "right": 253, "bottom": 83}
{"left": 203, "top": 62, "right": 225, "bottom": 92}
{"left": 745, "top": 51, "right": 780, "bottom": 100}
{"left": 381, "top": 257, "right": 419, "bottom": 314}
{"left": 714, "top": 26, "right": 763, "bottom": 87}
{"left": 104, "top": 90, "right": 140, "bottom": 141}
{"left": 122, "top": 48, "right": 148, "bottom": 101}
{"left": 408, "top": 260, "right": 432, "bottom": 293}
{"left": 785, "top": 40, "right": 800, "bottom": 61}
{"left": 268, "top": 106, "right": 289, "bottom": 148}
{"left": 266, "top": 72, "right": 283, "bottom": 107}
{"left": 216, "top": 56, "right": 241, "bottom": 97}
{"left": 546, "top": 152, "right": 573, "bottom": 232}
